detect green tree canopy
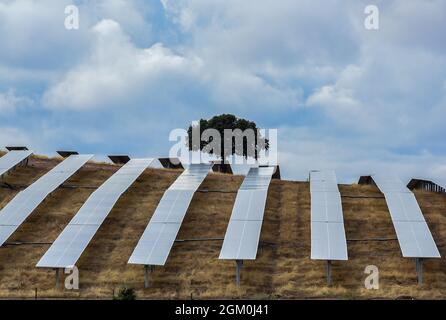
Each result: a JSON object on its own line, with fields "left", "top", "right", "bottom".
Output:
{"left": 187, "top": 114, "right": 269, "bottom": 161}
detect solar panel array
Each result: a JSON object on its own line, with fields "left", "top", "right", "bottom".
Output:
{"left": 0, "top": 150, "right": 33, "bottom": 178}
{"left": 128, "top": 163, "right": 212, "bottom": 266}
{"left": 407, "top": 178, "right": 446, "bottom": 193}
{"left": 0, "top": 154, "right": 93, "bottom": 246}
{"left": 372, "top": 174, "right": 440, "bottom": 258}
{"left": 37, "top": 158, "right": 155, "bottom": 268}
{"left": 219, "top": 166, "right": 275, "bottom": 260}
{"left": 310, "top": 170, "right": 348, "bottom": 261}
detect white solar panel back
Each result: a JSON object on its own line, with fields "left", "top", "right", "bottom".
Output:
{"left": 37, "top": 158, "right": 155, "bottom": 268}
{"left": 219, "top": 167, "right": 274, "bottom": 260}
{"left": 0, "top": 150, "right": 33, "bottom": 178}
{"left": 128, "top": 163, "right": 212, "bottom": 266}
{"left": 310, "top": 170, "right": 348, "bottom": 261}
{"left": 0, "top": 155, "right": 92, "bottom": 246}
{"left": 372, "top": 174, "right": 440, "bottom": 258}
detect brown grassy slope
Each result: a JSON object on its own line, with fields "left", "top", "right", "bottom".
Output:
{"left": 0, "top": 157, "right": 445, "bottom": 299}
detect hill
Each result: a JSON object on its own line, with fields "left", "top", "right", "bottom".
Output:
{"left": 0, "top": 154, "right": 445, "bottom": 299}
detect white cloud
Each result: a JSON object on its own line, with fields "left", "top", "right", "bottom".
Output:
{"left": 0, "top": 0, "right": 89, "bottom": 69}
{"left": 88, "top": 0, "right": 151, "bottom": 37}
{"left": 278, "top": 126, "right": 446, "bottom": 184}
{"left": 0, "top": 89, "right": 33, "bottom": 113}
{"left": 43, "top": 19, "right": 202, "bottom": 110}
{"left": 0, "top": 127, "right": 30, "bottom": 147}
{"left": 43, "top": 17, "right": 301, "bottom": 113}
{"left": 1, "top": 0, "right": 446, "bottom": 181}
{"left": 307, "top": 85, "right": 360, "bottom": 110}
{"left": 0, "top": 0, "right": 153, "bottom": 76}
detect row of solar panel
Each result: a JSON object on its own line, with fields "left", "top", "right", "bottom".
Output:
{"left": 310, "top": 171, "right": 442, "bottom": 262}
{"left": 0, "top": 153, "right": 93, "bottom": 245}
{"left": 0, "top": 151, "right": 275, "bottom": 270}
{"left": 38, "top": 158, "right": 157, "bottom": 268}
{"left": 0, "top": 150, "right": 443, "bottom": 278}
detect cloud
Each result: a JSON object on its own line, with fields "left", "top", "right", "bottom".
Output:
{"left": 1, "top": 0, "right": 446, "bottom": 182}
{"left": 0, "top": 126, "right": 31, "bottom": 148}
{"left": 42, "top": 17, "right": 301, "bottom": 113}
{"left": 0, "top": 89, "right": 33, "bottom": 113}
{"left": 307, "top": 85, "right": 360, "bottom": 111}
{"left": 0, "top": 0, "right": 89, "bottom": 70}
{"left": 43, "top": 19, "right": 202, "bottom": 110}
{"left": 163, "top": 0, "right": 360, "bottom": 67}
{"left": 278, "top": 126, "right": 446, "bottom": 184}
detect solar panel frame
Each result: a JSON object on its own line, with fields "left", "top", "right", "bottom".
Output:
{"left": 309, "top": 170, "right": 348, "bottom": 261}
{"left": 5, "top": 146, "right": 28, "bottom": 151}
{"left": 384, "top": 192, "right": 425, "bottom": 222}
{"left": 310, "top": 170, "right": 337, "bottom": 182}
{"left": 0, "top": 150, "right": 33, "bottom": 177}
{"left": 0, "top": 225, "right": 18, "bottom": 246}
{"left": 393, "top": 221, "right": 440, "bottom": 258}
{"left": 158, "top": 157, "right": 183, "bottom": 169}
{"left": 371, "top": 174, "right": 440, "bottom": 258}
{"left": 36, "top": 158, "right": 155, "bottom": 268}
{"left": 219, "top": 220, "right": 263, "bottom": 260}
{"left": 128, "top": 222, "right": 181, "bottom": 266}
{"left": 310, "top": 180, "right": 339, "bottom": 193}
{"left": 372, "top": 174, "right": 410, "bottom": 193}
{"left": 218, "top": 166, "right": 275, "bottom": 260}
{"left": 0, "top": 154, "right": 92, "bottom": 246}
{"left": 229, "top": 189, "right": 269, "bottom": 221}
{"left": 57, "top": 151, "right": 79, "bottom": 158}
{"left": 108, "top": 155, "right": 131, "bottom": 164}
{"left": 310, "top": 192, "right": 344, "bottom": 223}
{"left": 36, "top": 224, "right": 99, "bottom": 268}
{"left": 311, "top": 222, "right": 348, "bottom": 260}
{"left": 148, "top": 190, "right": 196, "bottom": 223}
{"left": 128, "top": 163, "right": 212, "bottom": 266}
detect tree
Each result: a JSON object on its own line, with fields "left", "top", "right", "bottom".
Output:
{"left": 187, "top": 114, "right": 269, "bottom": 163}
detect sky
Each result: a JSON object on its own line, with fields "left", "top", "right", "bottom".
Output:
{"left": 0, "top": 0, "right": 445, "bottom": 184}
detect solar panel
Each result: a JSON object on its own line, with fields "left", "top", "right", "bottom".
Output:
{"left": 371, "top": 174, "right": 440, "bottom": 258}
{"left": 57, "top": 151, "right": 79, "bottom": 158}
{"left": 407, "top": 178, "right": 446, "bottom": 193}
{"left": 219, "top": 166, "right": 275, "bottom": 260}
{"left": 36, "top": 158, "right": 155, "bottom": 268}
{"left": 128, "top": 163, "right": 212, "bottom": 266}
{"left": 371, "top": 173, "right": 410, "bottom": 193}
{"left": 393, "top": 221, "right": 440, "bottom": 258}
{"left": 0, "top": 154, "right": 92, "bottom": 246}
{"left": 309, "top": 170, "right": 348, "bottom": 261}
{"left": 108, "top": 155, "right": 131, "bottom": 164}
{"left": 310, "top": 192, "right": 344, "bottom": 223}
{"left": 311, "top": 222, "right": 348, "bottom": 260}
{"left": 158, "top": 157, "right": 183, "bottom": 169}
{"left": 5, "top": 146, "right": 28, "bottom": 151}
{"left": 384, "top": 193, "right": 425, "bottom": 222}
{"left": 0, "top": 150, "right": 33, "bottom": 178}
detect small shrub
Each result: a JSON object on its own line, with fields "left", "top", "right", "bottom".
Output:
{"left": 114, "top": 286, "right": 136, "bottom": 300}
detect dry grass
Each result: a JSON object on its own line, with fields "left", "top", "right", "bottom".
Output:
{"left": 0, "top": 156, "right": 446, "bottom": 299}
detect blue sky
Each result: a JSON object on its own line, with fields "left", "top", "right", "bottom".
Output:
{"left": 0, "top": 0, "right": 445, "bottom": 183}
